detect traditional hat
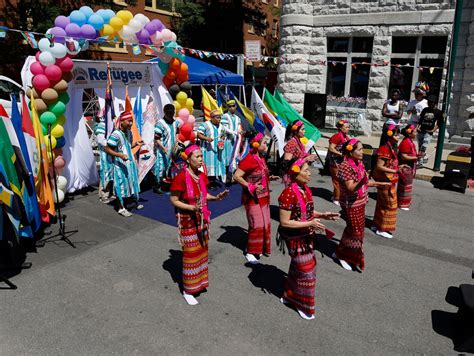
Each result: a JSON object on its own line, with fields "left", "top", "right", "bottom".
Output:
{"left": 118, "top": 110, "right": 133, "bottom": 122}
{"left": 226, "top": 99, "right": 236, "bottom": 106}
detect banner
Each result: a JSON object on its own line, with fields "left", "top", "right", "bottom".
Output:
{"left": 72, "top": 60, "right": 153, "bottom": 89}
{"left": 137, "top": 97, "right": 158, "bottom": 183}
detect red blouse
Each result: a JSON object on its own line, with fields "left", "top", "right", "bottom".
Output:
{"left": 238, "top": 153, "right": 270, "bottom": 205}
{"left": 398, "top": 137, "right": 417, "bottom": 167}
{"left": 170, "top": 170, "right": 209, "bottom": 213}
{"left": 284, "top": 137, "right": 306, "bottom": 160}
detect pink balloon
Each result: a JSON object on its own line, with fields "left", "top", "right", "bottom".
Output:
{"left": 35, "top": 52, "right": 41, "bottom": 62}
{"left": 150, "top": 31, "right": 163, "bottom": 45}
{"left": 30, "top": 62, "right": 45, "bottom": 76}
{"left": 175, "top": 118, "right": 184, "bottom": 128}
{"left": 178, "top": 108, "right": 190, "bottom": 122}
{"left": 187, "top": 115, "right": 196, "bottom": 125}
{"left": 44, "top": 65, "right": 62, "bottom": 82}
{"left": 32, "top": 74, "right": 51, "bottom": 92}
{"left": 162, "top": 29, "right": 173, "bottom": 42}
{"left": 54, "top": 156, "right": 66, "bottom": 170}
{"left": 56, "top": 57, "right": 74, "bottom": 72}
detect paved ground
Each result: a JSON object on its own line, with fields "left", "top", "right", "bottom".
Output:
{"left": 0, "top": 172, "right": 473, "bottom": 355}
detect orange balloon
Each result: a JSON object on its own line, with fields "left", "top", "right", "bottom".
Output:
{"left": 170, "top": 58, "right": 181, "bottom": 70}
{"left": 178, "top": 63, "right": 188, "bottom": 74}
{"left": 162, "top": 76, "right": 173, "bottom": 88}
{"left": 166, "top": 71, "right": 177, "bottom": 80}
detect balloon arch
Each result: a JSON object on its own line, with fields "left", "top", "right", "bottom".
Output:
{"left": 28, "top": 6, "right": 197, "bottom": 201}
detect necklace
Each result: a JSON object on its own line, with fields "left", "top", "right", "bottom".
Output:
{"left": 187, "top": 167, "right": 199, "bottom": 181}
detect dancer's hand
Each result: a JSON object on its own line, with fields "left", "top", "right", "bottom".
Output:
{"left": 216, "top": 190, "right": 229, "bottom": 200}
{"left": 206, "top": 137, "right": 214, "bottom": 143}
{"left": 306, "top": 154, "right": 317, "bottom": 162}
{"left": 318, "top": 212, "right": 340, "bottom": 220}
{"left": 193, "top": 202, "right": 202, "bottom": 212}
{"left": 121, "top": 153, "right": 128, "bottom": 161}
{"left": 255, "top": 184, "right": 265, "bottom": 194}
{"left": 309, "top": 218, "right": 325, "bottom": 231}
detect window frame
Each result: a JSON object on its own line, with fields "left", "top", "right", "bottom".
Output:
{"left": 145, "top": 0, "right": 179, "bottom": 16}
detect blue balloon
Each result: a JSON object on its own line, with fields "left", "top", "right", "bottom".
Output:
{"left": 103, "top": 9, "right": 116, "bottom": 23}
{"left": 56, "top": 136, "right": 66, "bottom": 148}
{"left": 69, "top": 10, "right": 86, "bottom": 26}
{"left": 79, "top": 6, "right": 94, "bottom": 19}
{"left": 88, "top": 14, "right": 104, "bottom": 30}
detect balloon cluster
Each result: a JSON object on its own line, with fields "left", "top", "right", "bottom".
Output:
{"left": 176, "top": 109, "right": 196, "bottom": 143}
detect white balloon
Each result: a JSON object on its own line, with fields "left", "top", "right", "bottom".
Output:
{"left": 128, "top": 19, "right": 143, "bottom": 31}
{"left": 54, "top": 189, "right": 65, "bottom": 203}
{"left": 49, "top": 43, "right": 67, "bottom": 59}
{"left": 134, "top": 13, "right": 150, "bottom": 25}
{"left": 39, "top": 51, "right": 55, "bottom": 66}
{"left": 38, "top": 38, "right": 52, "bottom": 53}
{"left": 121, "top": 25, "right": 135, "bottom": 38}
{"left": 170, "top": 32, "right": 177, "bottom": 42}
{"left": 56, "top": 176, "right": 68, "bottom": 191}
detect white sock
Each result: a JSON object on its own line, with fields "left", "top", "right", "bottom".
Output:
{"left": 245, "top": 253, "right": 259, "bottom": 264}
{"left": 339, "top": 259, "right": 353, "bottom": 271}
{"left": 183, "top": 292, "right": 199, "bottom": 305}
{"left": 280, "top": 297, "right": 289, "bottom": 305}
{"left": 297, "top": 309, "right": 315, "bottom": 320}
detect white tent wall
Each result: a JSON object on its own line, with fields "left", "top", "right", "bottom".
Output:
{"left": 21, "top": 57, "right": 172, "bottom": 193}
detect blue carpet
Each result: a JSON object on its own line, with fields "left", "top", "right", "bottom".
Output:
{"left": 133, "top": 184, "right": 243, "bottom": 226}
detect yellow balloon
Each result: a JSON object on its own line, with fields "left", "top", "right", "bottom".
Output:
{"left": 109, "top": 16, "right": 124, "bottom": 31}
{"left": 176, "top": 91, "right": 188, "bottom": 104}
{"left": 51, "top": 124, "right": 64, "bottom": 138}
{"left": 100, "top": 24, "right": 115, "bottom": 38}
{"left": 185, "top": 98, "right": 194, "bottom": 108}
{"left": 173, "top": 100, "right": 182, "bottom": 111}
{"left": 44, "top": 135, "right": 57, "bottom": 151}
{"left": 57, "top": 115, "right": 66, "bottom": 126}
{"left": 186, "top": 105, "right": 194, "bottom": 114}
{"left": 117, "top": 10, "right": 133, "bottom": 25}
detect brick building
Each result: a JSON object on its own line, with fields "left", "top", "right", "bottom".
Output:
{"left": 277, "top": 0, "right": 456, "bottom": 131}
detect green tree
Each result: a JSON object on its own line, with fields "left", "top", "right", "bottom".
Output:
{"left": 171, "top": 1, "right": 206, "bottom": 48}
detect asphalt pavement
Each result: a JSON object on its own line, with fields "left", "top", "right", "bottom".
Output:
{"left": 0, "top": 171, "right": 473, "bottom": 355}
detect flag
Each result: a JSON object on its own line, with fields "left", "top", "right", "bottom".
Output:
{"left": 21, "top": 93, "right": 39, "bottom": 179}
{"left": 262, "top": 89, "right": 288, "bottom": 128}
{"left": 125, "top": 86, "right": 143, "bottom": 158}
{"left": 11, "top": 95, "right": 41, "bottom": 233}
{"left": 30, "top": 92, "right": 55, "bottom": 222}
{"left": 226, "top": 90, "right": 266, "bottom": 133}
{"left": 21, "top": 31, "right": 38, "bottom": 48}
{"left": 0, "top": 28, "right": 6, "bottom": 38}
{"left": 274, "top": 89, "right": 321, "bottom": 150}
{"left": 132, "top": 44, "right": 141, "bottom": 55}
{"left": 104, "top": 64, "right": 115, "bottom": 138}
{"left": 133, "top": 87, "right": 143, "bottom": 135}
{"left": 0, "top": 161, "right": 22, "bottom": 241}
{"left": 137, "top": 97, "right": 157, "bottom": 184}
{"left": 215, "top": 88, "right": 226, "bottom": 113}
{"left": 201, "top": 86, "right": 221, "bottom": 121}
{"left": 250, "top": 88, "right": 285, "bottom": 156}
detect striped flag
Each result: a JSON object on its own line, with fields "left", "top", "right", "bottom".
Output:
{"left": 21, "top": 93, "right": 39, "bottom": 179}
{"left": 201, "top": 86, "right": 221, "bottom": 121}
{"left": 104, "top": 63, "right": 115, "bottom": 138}
{"left": 21, "top": 31, "right": 38, "bottom": 48}
{"left": 125, "top": 86, "right": 143, "bottom": 158}
{"left": 250, "top": 88, "right": 286, "bottom": 156}
{"left": 133, "top": 87, "right": 143, "bottom": 135}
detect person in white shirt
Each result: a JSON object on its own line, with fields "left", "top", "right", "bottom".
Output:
{"left": 382, "top": 89, "right": 404, "bottom": 126}
{"left": 406, "top": 88, "right": 428, "bottom": 125}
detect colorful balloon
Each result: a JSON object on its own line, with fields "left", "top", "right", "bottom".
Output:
{"left": 88, "top": 14, "right": 104, "bottom": 30}
{"left": 185, "top": 98, "right": 194, "bottom": 108}
{"left": 39, "top": 51, "right": 56, "bottom": 66}
{"left": 30, "top": 61, "right": 45, "bottom": 76}
{"left": 54, "top": 16, "right": 70, "bottom": 29}
{"left": 51, "top": 124, "right": 64, "bottom": 138}
{"left": 32, "top": 74, "right": 51, "bottom": 92}
{"left": 56, "top": 115, "right": 66, "bottom": 126}
{"left": 176, "top": 91, "right": 188, "bottom": 104}
{"left": 58, "top": 92, "right": 70, "bottom": 105}
{"left": 117, "top": 10, "right": 133, "bottom": 25}
{"left": 69, "top": 10, "right": 87, "bottom": 27}
{"left": 40, "top": 111, "right": 57, "bottom": 125}
{"left": 49, "top": 27, "right": 67, "bottom": 43}
{"left": 79, "top": 6, "right": 94, "bottom": 19}
{"left": 41, "top": 88, "right": 59, "bottom": 104}
{"left": 49, "top": 101, "right": 67, "bottom": 117}
{"left": 35, "top": 99, "right": 48, "bottom": 113}
{"left": 80, "top": 24, "right": 96, "bottom": 39}
{"left": 109, "top": 16, "right": 124, "bottom": 31}
{"left": 65, "top": 23, "right": 82, "bottom": 38}
{"left": 100, "top": 24, "right": 115, "bottom": 38}
{"left": 54, "top": 189, "right": 65, "bottom": 203}
{"left": 56, "top": 56, "right": 74, "bottom": 72}
{"left": 178, "top": 108, "right": 190, "bottom": 121}
{"left": 44, "top": 65, "right": 62, "bottom": 82}
{"left": 53, "top": 80, "right": 68, "bottom": 93}
{"left": 173, "top": 100, "right": 182, "bottom": 111}
{"left": 54, "top": 156, "right": 66, "bottom": 170}
{"left": 56, "top": 135, "right": 66, "bottom": 148}
{"left": 187, "top": 115, "right": 196, "bottom": 125}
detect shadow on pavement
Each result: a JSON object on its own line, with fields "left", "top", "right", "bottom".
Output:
{"left": 270, "top": 205, "right": 279, "bottom": 222}
{"left": 247, "top": 263, "right": 286, "bottom": 298}
{"left": 310, "top": 187, "right": 333, "bottom": 202}
{"left": 162, "top": 249, "right": 183, "bottom": 293}
{"left": 217, "top": 225, "right": 247, "bottom": 253}
{"left": 431, "top": 285, "right": 474, "bottom": 353}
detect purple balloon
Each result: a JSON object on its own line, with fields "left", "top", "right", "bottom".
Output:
{"left": 49, "top": 27, "right": 67, "bottom": 44}
{"left": 137, "top": 29, "right": 151, "bottom": 44}
{"left": 65, "top": 23, "right": 82, "bottom": 38}
{"left": 54, "top": 15, "right": 70, "bottom": 29}
{"left": 144, "top": 22, "right": 157, "bottom": 34}
{"left": 80, "top": 24, "right": 96, "bottom": 40}
{"left": 151, "top": 19, "right": 165, "bottom": 32}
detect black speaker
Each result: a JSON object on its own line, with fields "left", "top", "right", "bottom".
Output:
{"left": 303, "top": 93, "right": 326, "bottom": 129}
{"left": 444, "top": 151, "right": 471, "bottom": 193}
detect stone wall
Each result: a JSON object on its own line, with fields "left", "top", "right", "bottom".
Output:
{"left": 278, "top": 0, "right": 455, "bottom": 130}
{"left": 448, "top": 1, "right": 474, "bottom": 137}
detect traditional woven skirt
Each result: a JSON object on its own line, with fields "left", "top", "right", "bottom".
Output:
{"left": 329, "top": 164, "right": 341, "bottom": 201}
{"left": 283, "top": 250, "right": 317, "bottom": 315}
{"left": 373, "top": 185, "right": 398, "bottom": 232}
{"left": 397, "top": 166, "right": 414, "bottom": 209}
{"left": 245, "top": 197, "right": 271, "bottom": 255}
{"left": 336, "top": 204, "right": 366, "bottom": 270}
{"left": 177, "top": 213, "right": 209, "bottom": 294}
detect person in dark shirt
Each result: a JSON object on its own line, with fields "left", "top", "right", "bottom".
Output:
{"left": 416, "top": 95, "right": 444, "bottom": 166}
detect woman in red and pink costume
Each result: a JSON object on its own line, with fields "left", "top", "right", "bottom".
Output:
{"left": 170, "top": 144, "right": 229, "bottom": 306}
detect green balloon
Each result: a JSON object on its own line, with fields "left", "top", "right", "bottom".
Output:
{"left": 40, "top": 111, "right": 57, "bottom": 126}
{"left": 41, "top": 124, "right": 48, "bottom": 135}
{"left": 49, "top": 101, "right": 66, "bottom": 117}
{"left": 58, "top": 92, "right": 70, "bottom": 105}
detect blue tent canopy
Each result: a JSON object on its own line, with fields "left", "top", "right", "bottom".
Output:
{"left": 146, "top": 55, "right": 243, "bottom": 85}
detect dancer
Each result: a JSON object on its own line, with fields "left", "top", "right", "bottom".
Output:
{"left": 233, "top": 133, "right": 279, "bottom": 264}
{"left": 105, "top": 110, "right": 143, "bottom": 217}
{"left": 154, "top": 104, "right": 179, "bottom": 193}
{"left": 197, "top": 109, "right": 227, "bottom": 189}
{"left": 170, "top": 144, "right": 229, "bottom": 306}
{"left": 281, "top": 120, "right": 316, "bottom": 186}
{"left": 327, "top": 119, "right": 350, "bottom": 206}
{"left": 278, "top": 159, "right": 339, "bottom": 320}
{"left": 94, "top": 116, "right": 114, "bottom": 203}
{"left": 372, "top": 124, "right": 400, "bottom": 238}
{"left": 398, "top": 124, "right": 419, "bottom": 210}
{"left": 333, "top": 139, "right": 390, "bottom": 271}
